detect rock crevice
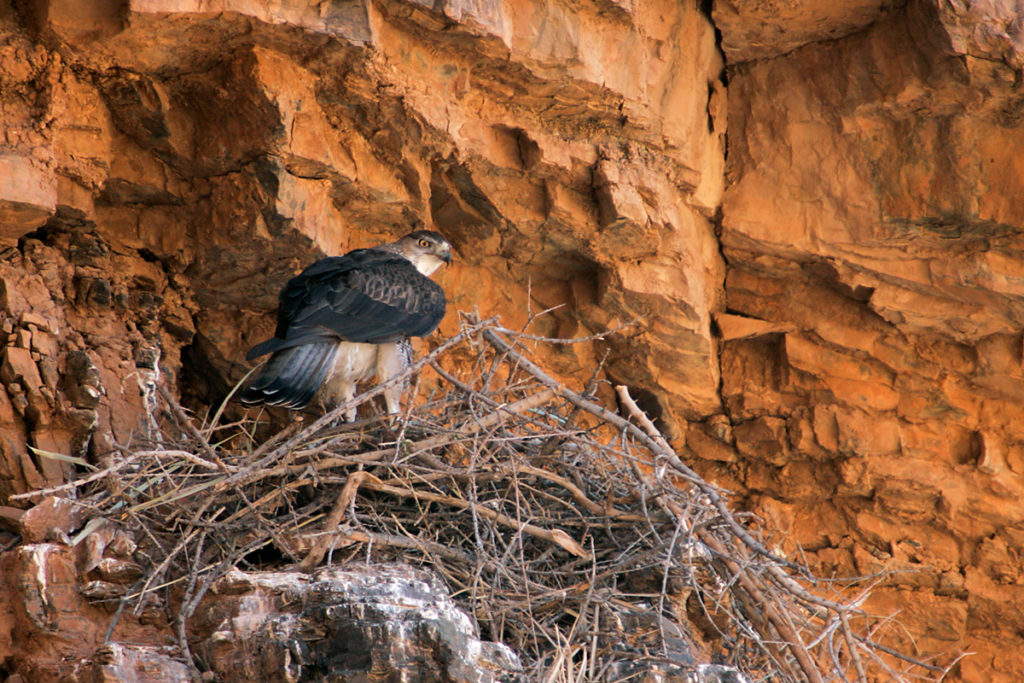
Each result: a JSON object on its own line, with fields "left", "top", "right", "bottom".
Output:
{"left": 1, "top": 0, "right": 1023, "bottom": 679}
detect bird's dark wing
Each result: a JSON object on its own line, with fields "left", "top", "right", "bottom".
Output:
{"left": 246, "top": 248, "right": 446, "bottom": 360}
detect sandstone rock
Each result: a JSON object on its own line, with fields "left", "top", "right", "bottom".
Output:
{"left": 8, "top": 544, "right": 81, "bottom": 633}
{"left": 0, "top": 155, "right": 55, "bottom": 243}
{"left": 714, "top": 0, "right": 893, "bottom": 62}
{"left": 0, "top": 542, "right": 178, "bottom": 679}
{"left": 0, "top": 506, "right": 25, "bottom": 532}
{"left": 1, "top": 346, "right": 42, "bottom": 391}
{"left": 17, "top": 496, "right": 83, "bottom": 544}
{"left": 26, "top": 0, "right": 125, "bottom": 44}
{"left": 733, "top": 416, "right": 789, "bottom": 466}
{"left": 714, "top": 312, "right": 794, "bottom": 341}
{"left": 73, "top": 643, "right": 190, "bottom": 683}
{"left": 91, "top": 556, "right": 144, "bottom": 583}
{"left": 0, "top": 0, "right": 1023, "bottom": 678}
{"left": 715, "top": 1, "right": 1024, "bottom": 675}
{"left": 130, "top": 0, "right": 373, "bottom": 44}
{"left": 685, "top": 419, "right": 738, "bottom": 463}
{"left": 79, "top": 580, "right": 127, "bottom": 601}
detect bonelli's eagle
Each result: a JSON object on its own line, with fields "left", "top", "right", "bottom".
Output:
{"left": 240, "top": 231, "right": 451, "bottom": 420}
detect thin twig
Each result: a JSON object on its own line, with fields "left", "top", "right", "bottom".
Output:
{"left": 56, "top": 313, "right": 952, "bottom": 683}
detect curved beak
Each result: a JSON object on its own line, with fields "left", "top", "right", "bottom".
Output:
{"left": 442, "top": 249, "right": 452, "bottom": 265}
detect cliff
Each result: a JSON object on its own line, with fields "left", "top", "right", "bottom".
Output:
{"left": 0, "top": 0, "right": 1021, "bottom": 680}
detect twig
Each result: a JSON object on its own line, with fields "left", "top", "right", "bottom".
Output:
{"left": 176, "top": 531, "right": 207, "bottom": 683}
{"left": 10, "top": 457, "right": 138, "bottom": 500}
{"left": 494, "top": 320, "right": 637, "bottom": 344}
{"left": 299, "top": 470, "right": 378, "bottom": 571}
{"left": 158, "top": 384, "right": 233, "bottom": 475}
{"left": 61, "top": 313, "right": 952, "bottom": 683}
{"left": 359, "top": 477, "right": 590, "bottom": 559}
{"left": 482, "top": 325, "right": 799, "bottom": 572}
{"left": 842, "top": 611, "right": 869, "bottom": 681}
{"left": 297, "top": 388, "right": 555, "bottom": 475}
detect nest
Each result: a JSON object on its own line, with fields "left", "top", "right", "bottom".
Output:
{"left": 29, "top": 314, "right": 960, "bottom": 681}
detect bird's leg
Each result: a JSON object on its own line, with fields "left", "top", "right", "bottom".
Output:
{"left": 382, "top": 385, "right": 403, "bottom": 416}
{"left": 318, "top": 374, "right": 358, "bottom": 424}
{"left": 340, "top": 384, "right": 358, "bottom": 423}
{"left": 376, "top": 341, "right": 412, "bottom": 418}
{"left": 322, "top": 384, "right": 358, "bottom": 423}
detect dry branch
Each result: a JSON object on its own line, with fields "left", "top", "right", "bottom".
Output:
{"left": 57, "top": 312, "right": 951, "bottom": 682}
{"left": 299, "top": 470, "right": 379, "bottom": 570}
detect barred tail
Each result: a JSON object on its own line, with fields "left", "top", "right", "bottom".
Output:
{"left": 239, "top": 342, "right": 338, "bottom": 409}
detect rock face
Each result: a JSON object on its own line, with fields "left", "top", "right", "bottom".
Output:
{"left": 0, "top": 545, "right": 518, "bottom": 681}
{"left": 0, "top": 0, "right": 725, "bottom": 442}
{"left": 0, "top": 0, "right": 1023, "bottom": 680}
{"left": 709, "top": 2, "right": 1024, "bottom": 680}
{"left": 194, "top": 565, "right": 520, "bottom": 682}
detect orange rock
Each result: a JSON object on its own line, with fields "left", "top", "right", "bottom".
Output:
{"left": 17, "top": 497, "right": 82, "bottom": 544}
{"left": 0, "top": 155, "right": 55, "bottom": 242}
{"left": 713, "top": 0, "right": 889, "bottom": 62}
{"left": 714, "top": 312, "right": 794, "bottom": 341}
{"left": 1, "top": 347, "right": 43, "bottom": 397}
{"left": 1, "top": 0, "right": 1023, "bottom": 677}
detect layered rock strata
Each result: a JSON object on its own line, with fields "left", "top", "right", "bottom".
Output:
{"left": 0, "top": 0, "right": 1023, "bottom": 680}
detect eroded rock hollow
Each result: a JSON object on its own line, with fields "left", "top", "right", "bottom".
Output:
{"left": 0, "top": 0, "right": 1022, "bottom": 680}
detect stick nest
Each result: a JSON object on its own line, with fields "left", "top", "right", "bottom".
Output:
{"left": 63, "top": 314, "right": 954, "bottom": 682}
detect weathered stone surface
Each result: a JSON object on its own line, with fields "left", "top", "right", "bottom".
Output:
{"left": 2, "top": 542, "right": 524, "bottom": 681}
{"left": 0, "top": 155, "right": 56, "bottom": 240}
{"left": 0, "top": 542, "right": 142, "bottom": 679}
{"left": 195, "top": 565, "right": 520, "bottom": 682}
{"left": 713, "top": 0, "right": 895, "bottom": 63}
{"left": 714, "top": 1, "right": 1024, "bottom": 678}
{"left": 0, "top": 0, "right": 1023, "bottom": 679}
{"left": 23, "top": 0, "right": 726, "bottom": 437}
{"left": 17, "top": 496, "right": 83, "bottom": 543}
{"left": 72, "top": 643, "right": 190, "bottom": 683}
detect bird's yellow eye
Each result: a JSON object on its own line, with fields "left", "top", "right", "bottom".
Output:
{"left": 418, "top": 239, "right": 431, "bottom": 248}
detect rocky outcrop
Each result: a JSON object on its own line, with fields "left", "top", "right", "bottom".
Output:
{"left": 194, "top": 566, "right": 521, "bottom": 682}
{"left": 0, "top": 540, "right": 751, "bottom": 682}
{"left": 1, "top": 0, "right": 729, "bottom": 678}
{"left": 1, "top": 0, "right": 726, "bottom": 445}
{"left": 0, "top": 544, "right": 519, "bottom": 681}
{"left": 2, "top": 0, "right": 1024, "bottom": 680}
{"left": 707, "top": 1, "right": 1024, "bottom": 680}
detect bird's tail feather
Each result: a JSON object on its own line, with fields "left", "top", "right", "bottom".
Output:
{"left": 239, "top": 342, "right": 338, "bottom": 409}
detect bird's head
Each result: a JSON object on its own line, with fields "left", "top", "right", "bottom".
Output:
{"left": 391, "top": 230, "right": 453, "bottom": 276}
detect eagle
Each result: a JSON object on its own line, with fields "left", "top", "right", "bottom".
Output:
{"left": 240, "top": 231, "right": 451, "bottom": 420}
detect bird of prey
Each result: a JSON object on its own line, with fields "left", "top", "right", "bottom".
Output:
{"left": 240, "top": 231, "right": 451, "bottom": 420}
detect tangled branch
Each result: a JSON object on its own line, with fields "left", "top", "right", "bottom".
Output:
{"left": 54, "top": 313, "right": 954, "bottom": 682}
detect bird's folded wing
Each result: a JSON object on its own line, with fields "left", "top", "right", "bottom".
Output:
{"left": 246, "top": 251, "right": 445, "bottom": 360}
